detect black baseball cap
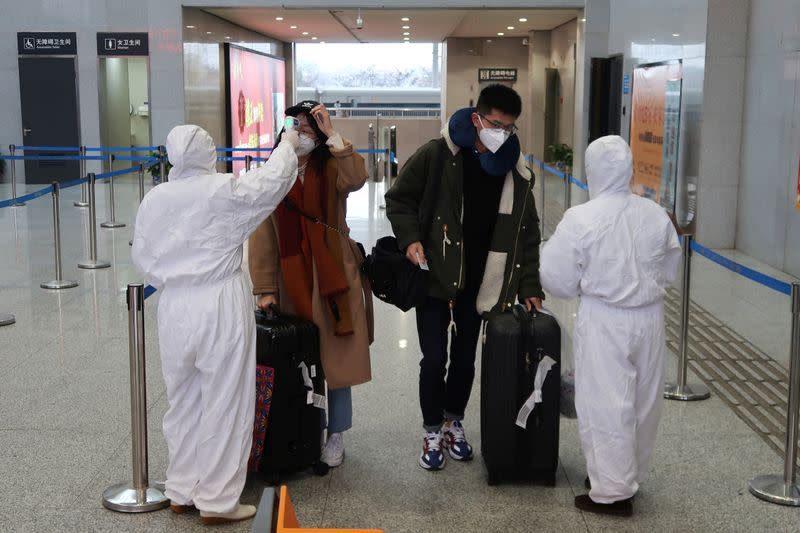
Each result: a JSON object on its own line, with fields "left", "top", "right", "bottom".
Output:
{"left": 285, "top": 100, "right": 321, "bottom": 117}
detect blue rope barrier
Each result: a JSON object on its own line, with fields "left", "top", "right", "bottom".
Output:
{"left": 356, "top": 149, "right": 387, "bottom": 154}
{"left": 0, "top": 155, "right": 105, "bottom": 161}
{"left": 95, "top": 165, "right": 144, "bottom": 182}
{"left": 13, "top": 146, "right": 81, "bottom": 152}
{"left": 529, "top": 155, "right": 589, "bottom": 192}
{"left": 0, "top": 184, "right": 54, "bottom": 209}
{"left": 60, "top": 176, "right": 90, "bottom": 189}
{"left": 144, "top": 285, "right": 157, "bottom": 299}
{"left": 691, "top": 241, "right": 793, "bottom": 296}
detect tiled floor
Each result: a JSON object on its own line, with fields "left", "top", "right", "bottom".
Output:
{"left": 1, "top": 175, "right": 799, "bottom": 532}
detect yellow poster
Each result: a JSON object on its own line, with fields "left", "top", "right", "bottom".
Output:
{"left": 629, "top": 61, "right": 683, "bottom": 206}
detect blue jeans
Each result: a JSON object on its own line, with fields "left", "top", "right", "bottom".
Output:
{"left": 325, "top": 386, "right": 353, "bottom": 434}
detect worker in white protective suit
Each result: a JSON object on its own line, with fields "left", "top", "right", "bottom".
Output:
{"left": 539, "top": 135, "right": 681, "bottom": 517}
{"left": 131, "top": 125, "right": 299, "bottom": 525}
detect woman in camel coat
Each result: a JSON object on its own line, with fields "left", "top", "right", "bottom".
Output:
{"left": 248, "top": 101, "right": 372, "bottom": 467}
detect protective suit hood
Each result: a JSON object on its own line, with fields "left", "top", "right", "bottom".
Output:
{"left": 585, "top": 135, "right": 632, "bottom": 199}
{"left": 166, "top": 125, "right": 218, "bottom": 181}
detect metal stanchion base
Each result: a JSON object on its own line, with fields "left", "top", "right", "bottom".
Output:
{"left": 74, "top": 201, "right": 89, "bottom": 207}
{"left": 0, "top": 314, "right": 16, "bottom": 327}
{"left": 664, "top": 382, "right": 711, "bottom": 401}
{"left": 748, "top": 475, "right": 800, "bottom": 506}
{"left": 78, "top": 260, "right": 111, "bottom": 270}
{"left": 100, "top": 221, "right": 126, "bottom": 228}
{"left": 102, "top": 483, "right": 170, "bottom": 513}
{"left": 40, "top": 280, "right": 79, "bottom": 290}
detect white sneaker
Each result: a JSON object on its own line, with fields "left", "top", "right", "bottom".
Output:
{"left": 321, "top": 432, "right": 345, "bottom": 467}
{"left": 200, "top": 504, "right": 257, "bottom": 525}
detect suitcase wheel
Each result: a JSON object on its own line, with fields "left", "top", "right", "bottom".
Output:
{"left": 312, "top": 461, "right": 330, "bottom": 476}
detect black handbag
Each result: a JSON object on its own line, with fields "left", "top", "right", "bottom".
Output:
{"left": 366, "top": 139, "right": 447, "bottom": 311}
{"left": 361, "top": 236, "right": 428, "bottom": 312}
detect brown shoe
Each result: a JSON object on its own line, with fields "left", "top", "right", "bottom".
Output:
{"left": 574, "top": 494, "right": 633, "bottom": 517}
{"left": 170, "top": 502, "right": 196, "bottom": 514}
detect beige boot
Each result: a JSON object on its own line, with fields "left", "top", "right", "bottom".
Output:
{"left": 200, "top": 504, "right": 257, "bottom": 525}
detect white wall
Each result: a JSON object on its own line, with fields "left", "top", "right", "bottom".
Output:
{"left": 128, "top": 58, "right": 151, "bottom": 149}
{"left": 736, "top": 0, "right": 800, "bottom": 277}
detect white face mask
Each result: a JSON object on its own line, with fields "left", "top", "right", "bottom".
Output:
{"left": 478, "top": 117, "right": 511, "bottom": 154}
{"left": 296, "top": 133, "right": 317, "bottom": 156}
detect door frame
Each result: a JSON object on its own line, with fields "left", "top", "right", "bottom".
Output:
{"left": 17, "top": 53, "right": 82, "bottom": 182}
{"left": 95, "top": 55, "right": 153, "bottom": 168}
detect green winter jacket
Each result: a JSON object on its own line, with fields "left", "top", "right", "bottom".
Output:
{"left": 385, "top": 126, "right": 545, "bottom": 316}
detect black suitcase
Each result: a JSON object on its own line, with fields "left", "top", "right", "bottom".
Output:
{"left": 254, "top": 308, "right": 329, "bottom": 480}
{"left": 480, "top": 305, "right": 561, "bottom": 486}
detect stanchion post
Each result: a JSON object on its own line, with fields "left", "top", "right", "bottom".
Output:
{"left": 138, "top": 164, "right": 145, "bottom": 203}
{"left": 41, "top": 182, "right": 78, "bottom": 290}
{"left": 101, "top": 155, "right": 126, "bottom": 229}
{"left": 368, "top": 123, "right": 376, "bottom": 181}
{"left": 79, "top": 173, "right": 111, "bottom": 269}
{"left": 159, "top": 145, "right": 167, "bottom": 183}
{"left": 748, "top": 282, "right": 800, "bottom": 506}
{"left": 103, "top": 284, "right": 170, "bottom": 513}
{"left": 245, "top": 154, "right": 253, "bottom": 172}
{"left": 75, "top": 146, "right": 89, "bottom": 207}
{"left": 9, "top": 144, "right": 25, "bottom": 207}
{"left": 563, "top": 171, "right": 572, "bottom": 211}
{"left": 0, "top": 313, "right": 15, "bottom": 327}
{"left": 664, "top": 235, "right": 710, "bottom": 401}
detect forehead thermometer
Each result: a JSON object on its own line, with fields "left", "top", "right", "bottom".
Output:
{"left": 284, "top": 117, "right": 300, "bottom": 130}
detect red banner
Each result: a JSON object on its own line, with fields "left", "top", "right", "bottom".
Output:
{"left": 227, "top": 46, "right": 285, "bottom": 175}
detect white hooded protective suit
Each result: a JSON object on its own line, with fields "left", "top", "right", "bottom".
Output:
{"left": 540, "top": 135, "right": 681, "bottom": 503}
{"left": 131, "top": 125, "right": 297, "bottom": 513}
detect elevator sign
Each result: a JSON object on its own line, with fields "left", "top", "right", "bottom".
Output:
{"left": 479, "top": 68, "right": 518, "bottom": 82}
{"left": 18, "top": 32, "right": 77, "bottom": 55}
{"left": 96, "top": 32, "right": 149, "bottom": 56}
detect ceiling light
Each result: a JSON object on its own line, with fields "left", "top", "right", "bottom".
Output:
{"left": 401, "top": 17, "right": 410, "bottom": 22}
{"left": 486, "top": 39, "right": 493, "bottom": 43}
{"left": 497, "top": 32, "right": 505, "bottom": 36}
{"left": 507, "top": 26, "right": 515, "bottom": 30}
{"left": 402, "top": 25, "right": 410, "bottom": 29}
{"left": 275, "top": 17, "right": 284, "bottom": 21}
{"left": 672, "top": 33, "right": 680, "bottom": 37}
{"left": 290, "top": 25, "right": 298, "bottom": 29}
{"left": 404, "top": 37, "right": 410, "bottom": 40}
{"left": 311, "top": 36, "right": 318, "bottom": 40}
{"left": 320, "top": 41, "right": 326, "bottom": 44}
{"left": 206, "top": 31, "right": 212, "bottom": 35}
{"left": 185, "top": 25, "right": 195, "bottom": 29}
{"left": 519, "top": 18, "right": 527, "bottom": 22}
{"left": 302, "top": 31, "right": 309, "bottom": 35}
{"left": 580, "top": 18, "right": 586, "bottom": 22}
{"left": 225, "top": 36, "right": 231, "bottom": 39}
{"left": 403, "top": 32, "right": 410, "bottom": 36}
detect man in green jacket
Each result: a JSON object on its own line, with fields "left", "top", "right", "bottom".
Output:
{"left": 385, "top": 84, "right": 545, "bottom": 471}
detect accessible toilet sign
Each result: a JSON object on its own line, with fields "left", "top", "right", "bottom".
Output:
{"left": 18, "top": 32, "right": 77, "bottom": 55}
{"left": 96, "top": 32, "right": 149, "bottom": 56}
